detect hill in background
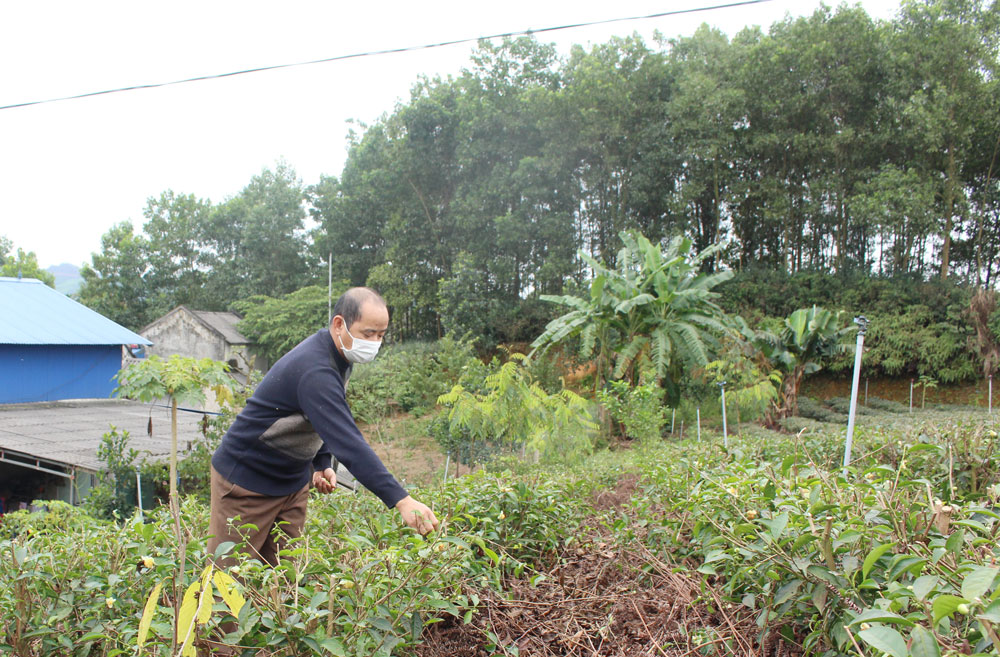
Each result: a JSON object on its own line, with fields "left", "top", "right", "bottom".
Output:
{"left": 46, "top": 263, "right": 82, "bottom": 296}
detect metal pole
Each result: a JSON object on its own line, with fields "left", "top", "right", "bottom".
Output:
{"left": 910, "top": 379, "right": 914, "bottom": 413}
{"left": 671, "top": 408, "right": 676, "bottom": 434}
{"left": 443, "top": 452, "right": 451, "bottom": 484}
{"left": 864, "top": 378, "right": 869, "bottom": 407}
{"left": 719, "top": 382, "right": 728, "bottom": 449}
{"left": 697, "top": 407, "right": 701, "bottom": 441}
{"left": 327, "top": 252, "right": 333, "bottom": 324}
{"left": 990, "top": 375, "right": 993, "bottom": 415}
{"left": 679, "top": 420, "right": 684, "bottom": 439}
{"left": 136, "top": 467, "right": 143, "bottom": 515}
{"left": 843, "top": 316, "right": 868, "bottom": 476}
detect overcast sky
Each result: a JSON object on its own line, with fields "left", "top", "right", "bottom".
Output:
{"left": 0, "top": 0, "right": 902, "bottom": 269}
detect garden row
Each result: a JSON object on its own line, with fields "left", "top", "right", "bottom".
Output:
{"left": 3, "top": 406, "right": 999, "bottom": 656}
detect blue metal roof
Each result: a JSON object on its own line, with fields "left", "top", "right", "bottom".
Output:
{"left": 0, "top": 277, "right": 151, "bottom": 345}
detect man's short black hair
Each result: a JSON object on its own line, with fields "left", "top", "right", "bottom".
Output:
{"left": 332, "top": 287, "right": 387, "bottom": 328}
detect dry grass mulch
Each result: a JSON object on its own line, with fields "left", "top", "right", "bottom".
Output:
{"left": 416, "top": 474, "right": 801, "bottom": 657}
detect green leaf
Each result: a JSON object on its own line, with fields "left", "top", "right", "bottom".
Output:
{"left": 912, "top": 575, "right": 939, "bottom": 601}
{"left": 980, "top": 597, "right": 1000, "bottom": 622}
{"left": 482, "top": 547, "right": 500, "bottom": 566}
{"left": 961, "top": 566, "right": 998, "bottom": 602}
{"left": 849, "top": 609, "right": 914, "bottom": 627}
{"left": 863, "top": 542, "right": 895, "bottom": 580}
{"left": 371, "top": 618, "right": 393, "bottom": 633}
{"left": 909, "top": 625, "right": 941, "bottom": 657}
{"left": 858, "top": 625, "right": 908, "bottom": 657}
{"left": 945, "top": 530, "right": 965, "bottom": 553}
{"left": 774, "top": 579, "right": 802, "bottom": 605}
{"left": 319, "top": 637, "right": 347, "bottom": 656}
{"left": 932, "top": 594, "right": 969, "bottom": 626}
{"left": 762, "top": 512, "right": 789, "bottom": 540}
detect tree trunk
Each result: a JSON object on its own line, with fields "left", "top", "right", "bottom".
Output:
{"left": 940, "top": 142, "right": 957, "bottom": 279}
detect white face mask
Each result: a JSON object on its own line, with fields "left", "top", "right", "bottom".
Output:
{"left": 340, "top": 326, "right": 381, "bottom": 364}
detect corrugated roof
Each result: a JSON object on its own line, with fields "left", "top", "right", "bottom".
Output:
{"left": 0, "top": 399, "right": 358, "bottom": 489}
{"left": 0, "top": 277, "right": 151, "bottom": 346}
{"left": 193, "top": 310, "right": 249, "bottom": 344}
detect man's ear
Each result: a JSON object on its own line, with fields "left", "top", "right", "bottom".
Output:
{"left": 331, "top": 315, "right": 344, "bottom": 330}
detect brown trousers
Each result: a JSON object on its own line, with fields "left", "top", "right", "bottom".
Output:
{"left": 207, "top": 466, "right": 310, "bottom": 568}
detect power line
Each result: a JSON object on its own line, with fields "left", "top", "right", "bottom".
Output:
{"left": 1, "top": 0, "right": 772, "bottom": 112}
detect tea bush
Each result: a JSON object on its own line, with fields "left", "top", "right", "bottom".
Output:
{"left": 0, "top": 458, "right": 597, "bottom": 656}
{"left": 797, "top": 396, "right": 847, "bottom": 424}
{"left": 4, "top": 404, "right": 999, "bottom": 656}
{"left": 867, "top": 397, "right": 909, "bottom": 413}
{"left": 621, "top": 412, "right": 1000, "bottom": 656}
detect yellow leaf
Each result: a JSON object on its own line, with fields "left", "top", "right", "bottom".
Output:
{"left": 136, "top": 581, "right": 162, "bottom": 649}
{"left": 197, "top": 566, "right": 214, "bottom": 624}
{"left": 177, "top": 579, "right": 201, "bottom": 657}
{"left": 213, "top": 570, "right": 246, "bottom": 618}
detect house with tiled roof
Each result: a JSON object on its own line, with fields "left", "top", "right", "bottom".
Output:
{"left": 140, "top": 306, "right": 269, "bottom": 374}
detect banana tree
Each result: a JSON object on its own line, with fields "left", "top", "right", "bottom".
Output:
{"left": 530, "top": 231, "right": 733, "bottom": 405}
{"left": 755, "top": 306, "right": 855, "bottom": 422}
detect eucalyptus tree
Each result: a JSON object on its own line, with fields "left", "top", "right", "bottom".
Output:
{"left": 557, "top": 35, "right": 679, "bottom": 264}
{"left": 142, "top": 190, "right": 212, "bottom": 313}
{"left": 667, "top": 25, "right": 744, "bottom": 261}
{"left": 199, "top": 164, "right": 315, "bottom": 308}
{"left": 890, "top": 0, "right": 1000, "bottom": 279}
{"left": 530, "top": 231, "right": 732, "bottom": 404}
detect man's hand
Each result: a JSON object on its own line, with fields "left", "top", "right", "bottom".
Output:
{"left": 395, "top": 495, "right": 439, "bottom": 535}
{"left": 312, "top": 468, "right": 337, "bottom": 493}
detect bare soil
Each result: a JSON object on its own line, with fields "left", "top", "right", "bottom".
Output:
{"left": 359, "top": 415, "right": 449, "bottom": 488}
{"left": 416, "top": 474, "right": 800, "bottom": 657}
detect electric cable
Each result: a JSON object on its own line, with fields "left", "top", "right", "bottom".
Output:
{"left": 0, "top": 0, "right": 772, "bottom": 112}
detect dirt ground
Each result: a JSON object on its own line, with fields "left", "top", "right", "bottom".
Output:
{"left": 415, "top": 475, "right": 800, "bottom": 657}
{"left": 359, "top": 415, "right": 450, "bottom": 488}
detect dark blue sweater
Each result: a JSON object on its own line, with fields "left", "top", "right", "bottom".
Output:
{"left": 211, "top": 329, "right": 407, "bottom": 508}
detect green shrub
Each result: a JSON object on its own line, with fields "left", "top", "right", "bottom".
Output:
{"left": 865, "top": 396, "right": 907, "bottom": 413}
{"left": 827, "top": 396, "right": 876, "bottom": 416}
{"left": 347, "top": 336, "right": 477, "bottom": 423}
{"left": 777, "top": 415, "right": 829, "bottom": 434}
{"left": 796, "top": 396, "right": 847, "bottom": 423}
{"left": 596, "top": 378, "right": 667, "bottom": 443}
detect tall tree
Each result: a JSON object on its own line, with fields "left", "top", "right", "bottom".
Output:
{"left": 0, "top": 240, "right": 56, "bottom": 286}
{"left": 77, "top": 221, "right": 153, "bottom": 330}
{"left": 201, "top": 164, "right": 315, "bottom": 306}
{"left": 142, "top": 190, "right": 212, "bottom": 313}
{"left": 891, "top": 0, "right": 999, "bottom": 279}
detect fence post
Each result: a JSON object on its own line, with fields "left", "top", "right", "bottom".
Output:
{"left": 136, "top": 467, "right": 143, "bottom": 516}
{"left": 719, "top": 382, "right": 728, "bottom": 449}
{"left": 443, "top": 452, "right": 451, "bottom": 484}
{"left": 671, "top": 408, "right": 676, "bottom": 435}
{"left": 990, "top": 374, "right": 993, "bottom": 415}
{"left": 843, "top": 316, "right": 868, "bottom": 476}
{"left": 697, "top": 407, "right": 701, "bottom": 441}
{"left": 909, "top": 379, "right": 914, "bottom": 413}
